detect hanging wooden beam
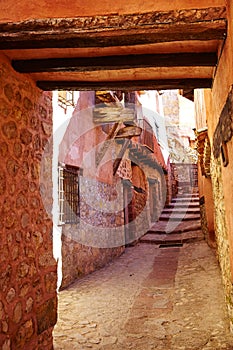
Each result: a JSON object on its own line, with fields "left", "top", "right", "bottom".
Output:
{"left": 0, "top": 7, "right": 226, "bottom": 50}
{"left": 36, "top": 78, "right": 212, "bottom": 91}
{"left": 12, "top": 53, "right": 217, "bottom": 73}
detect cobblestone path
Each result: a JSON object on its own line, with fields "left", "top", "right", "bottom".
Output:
{"left": 53, "top": 241, "right": 233, "bottom": 349}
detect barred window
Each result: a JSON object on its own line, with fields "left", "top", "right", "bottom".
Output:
{"left": 58, "top": 165, "right": 80, "bottom": 224}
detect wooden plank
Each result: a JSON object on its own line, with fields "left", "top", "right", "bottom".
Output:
{"left": 115, "top": 126, "right": 142, "bottom": 138}
{"left": 1, "top": 22, "right": 226, "bottom": 50}
{"left": 0, "top": 7, "right": 226, "bottom": 50}
{"left": 93, "top": 105, "right": 135, "bottom": 123}
{"left": 12, "top": 53, "right": 217, "bottom": 73}
{"left": 36, "top": 78, "right": 212, "bottom": 91}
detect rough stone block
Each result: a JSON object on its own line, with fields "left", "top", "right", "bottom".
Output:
{"left": 45, "top": 272, "right": 57, "bottom": 294}
{"left": 2, "top": 121, "right": 17, "bottom": 139}
{"left": 20, "top": 129, "right": 32, "bottom": 145}
{"left": 13, "top": 302, "right": 22, "bottom": 324}
{"left": 4, "top": 84, "right": 14, "bottom": 101}
{"left": 23, "top": 97, "right": 33, "bottom": 110}
{"left": 36, "top": 297, "right": 57, "bottom": 335}
{"left": 17, "top": 262, "right": 29, "bottom": 278}
{"left": 39, "top": 252, "right": 56, "bottom": 268}
{"left": 6, "top": 288, "right": 16, "bottom": 303}
{"left": 0, "top": 171, "right": 6, "bottom": 195}
{"left": 13, "top": 319, "right": 34, "bottom": 349}
{"left": 0, "top": 142, "right": 8, "bottom": 157}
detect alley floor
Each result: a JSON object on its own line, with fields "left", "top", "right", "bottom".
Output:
{"left": 53, "top": 241, "right": 233, "bottom": 350}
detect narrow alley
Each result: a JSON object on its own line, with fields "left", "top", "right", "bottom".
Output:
{"left": 53, "top": 188, "right": 233, "bottom": 350}
{"left": 53, "top": 239, "right": 233, "bottom": 350}
{"left": 2, "top": 3, "right": 233, "bottom": 349}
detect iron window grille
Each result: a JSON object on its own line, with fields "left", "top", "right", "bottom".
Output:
{"left": 58, "top": 164, "right": 80, "bottom": 224}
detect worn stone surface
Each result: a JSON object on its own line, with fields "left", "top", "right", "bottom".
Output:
{"left": 61, "top": 175, "right": 125, "bottom": 289}
{"left": 61, "top": 158, "right": 158, "bottom": 289}
{"left": 0, "top": 56, "right": 56, "bottom": 350}
{"left": 36, "top": 297, "right": 57, "bottom": 335}
{"left": 61, "top": 228, "right": 124, "bottom": 289}
{"left": 54, "top": 241, "right": 233, "bottom": 350}
{"left": 210, "top": 156, "right": 233, "bottom": 330}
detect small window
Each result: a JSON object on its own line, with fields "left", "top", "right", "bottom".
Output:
{"left": 58, "top": 165, "right": 80, "bottom": 224}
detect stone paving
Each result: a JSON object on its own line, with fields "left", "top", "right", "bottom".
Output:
{"left": 53, "top": 241, "right": 233, "bottom": 350}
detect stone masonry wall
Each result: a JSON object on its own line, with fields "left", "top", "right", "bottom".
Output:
{"left": 61, "top": 230, "right": 124, "bottom": 289}
{"left": 61, "top": 176, "right": 125, "bottom": 289}
{"left": 202, "top": 1, "right": 233, "bottom": 328}
{"left": 210, "top": 156, "right": 233, "bottom": 328}
{"left": 0, "top": 55, "right": 57, "bottom": 350}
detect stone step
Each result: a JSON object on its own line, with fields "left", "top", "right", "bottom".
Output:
{"left": 177, "top": 192, "right": 199, "bottom": 196}
{"left": 175, "top": 192, "right": 199, "bottom": 195}
{"left": 166, "top": 201, "right": 200, "bottom": 208}
{"left": 162, "top": 208, "right": 200, "bottom": 215}
{"left": 140, "top": 230, "right": 204, "bottom": 245}
{"left": 147, "top": 221, "right": 201, "bottom": 235}
{"left": 171, "top": 198, "right": 199, "bottom": 203}
{"left": 159, "top": 213, "right": 200, "bottom": 221}
{"left": 166, "top": 203, "right": 200, "bottom": 209}
{"left": 171, "top": 200, "right": 199, "bottom": 206}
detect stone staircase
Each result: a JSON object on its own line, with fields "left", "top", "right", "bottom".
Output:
{"left": 140, "top": 192, "right": 204, "bottom": 246}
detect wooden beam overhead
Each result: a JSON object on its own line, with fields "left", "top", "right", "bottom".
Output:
{"left": 12, "top": 53, "right": 218, "bottom": 73}
{"left": 0, "top": 7, "right": 227, "bottom": 50}
{"left": 36, "top": 78, "right": 212, "bottom": 91}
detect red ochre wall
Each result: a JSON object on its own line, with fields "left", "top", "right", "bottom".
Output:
{"left": 195, "top": 0, "right": 233, "bottom": 329}
{"left": 0, "top": 53, "right": 57, "bottom": 350}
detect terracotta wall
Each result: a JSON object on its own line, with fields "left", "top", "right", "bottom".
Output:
{"left": 59, "top": 92, "right": 125, "bottom": 288}
{"left": 0, "top": 54, "right": 57, "bottom": 349}
{"left": 61, "top": 176, "right": 125, "bottom": 289}
{"left": 198, "top": 164, "right": 215, "bottom": 247}
{"left": 1, "top": 0, "right": 225, "bottom": 23}
{"left": 211, "top": 0, "right": 233, "bottom": 278}
{"left": 194, "top": 0, "right": 233, "bottom": 329}
{"left": 59, "top": 91, "right": 166, "bottom": 287}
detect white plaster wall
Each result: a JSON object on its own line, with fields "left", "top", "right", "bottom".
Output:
{"left": 52, "top": 91, "right": 79, "bottom": 289}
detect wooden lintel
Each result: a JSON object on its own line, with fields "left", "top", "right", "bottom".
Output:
{"left": 36, "top": 78, "right": 212, "bottom": 91}
{"left": 12, "top": 53, "right": 217, "bottom": 73}
{"left": 0, "top": 7, "right": 227, "bottom": 50}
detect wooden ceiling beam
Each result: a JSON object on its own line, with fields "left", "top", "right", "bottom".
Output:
{"left": 36, "top": 78, "right": 212, "bottom": 91}
{"left": 12, "top": 53, "right": 217, "bottom": 73}
{"left": 0, "top": 7, "right": 226, "bottom": 50}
